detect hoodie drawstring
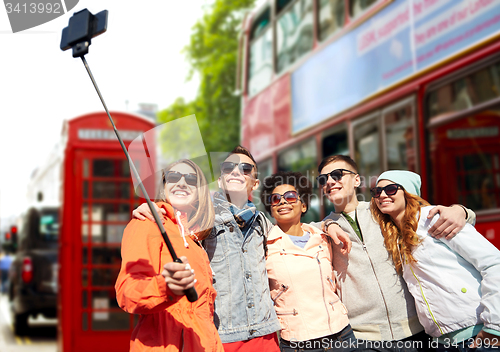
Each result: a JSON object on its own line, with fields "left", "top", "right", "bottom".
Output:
{"left": 176, "top": 211, "right": 189, "bottom": 248}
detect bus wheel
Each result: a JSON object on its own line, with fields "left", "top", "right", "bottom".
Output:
{"left": 13, "top": 312, "right": 29, "bottom": 336}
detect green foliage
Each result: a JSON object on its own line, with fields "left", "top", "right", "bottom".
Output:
{"left": 157, "top": 0, "right": 256, "bottom": 153}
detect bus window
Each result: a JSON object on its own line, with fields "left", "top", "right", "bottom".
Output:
{"left": 353, "top": 114, "right": 381, "bottom": 200}
{"left": 428, "top": 107, "right": 500, "bottom": 212}
{"left": 428, "top": 63, "right": 500, "bottom": 118}
{"left": 251, "top": 8, "right": 270, "bottom": 39}
{"left": 322, "top": 126, "right": 348, "bottom": 214}
{"left": 255, "top": 159, "right": 274, "bottom": 217}
{"left": 278, "top": 138, "right": 319, "bottom": 223}
{"left": 322, "top": 127, "right": 348, "bottom": 158}
{"left": 248, "top": 7, "right": 273, "bottom": 96}
{"left": 276, "top": 0, "right": 314, "bottom": 73}
{"left": 349, "top": 0, "right": 378, "bottom": 19}
{"left": 457, "top": 152, "right": 500, "bottom": 210}
{"left": 427, "top": 59, "right": 500, "bottom": 211}
{"left": 318, "top": 0, "right": 345, "bottom": 41}
{"left": 383, "top": 99, "right": 417, "bottom": 171}
{"left": 277, "top": 0, "right": 293, "bottom": 13}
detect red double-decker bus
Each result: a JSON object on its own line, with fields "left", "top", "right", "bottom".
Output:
{"left": 238, "top": 0, "right": 500, "bottom": 247}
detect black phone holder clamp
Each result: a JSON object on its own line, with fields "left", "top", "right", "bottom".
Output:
{"left": 60, "top": 9, "right": 108, "bottom": 58}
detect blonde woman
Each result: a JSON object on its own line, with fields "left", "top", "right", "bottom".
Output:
{"left": 116, "top": 159, "right": 222, "bottom": 351}
{"left": 370, "top": 170, "right": 500, "bottom": 352}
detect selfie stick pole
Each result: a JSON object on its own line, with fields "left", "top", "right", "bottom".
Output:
{"left": 80, "top": 56, "right": 198, "bottom": 302}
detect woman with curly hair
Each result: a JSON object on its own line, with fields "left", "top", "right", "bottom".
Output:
{"left": 371, "top": 170, "right": 500, "bottom": 351}
{"left": 261, "top": 171, "right": 359, "bottom": 352}
{"left": 116, "top": 159, "right": 222, "bottom": 351}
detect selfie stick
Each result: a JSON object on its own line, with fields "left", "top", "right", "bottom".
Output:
{"left": 60, "top": 9, "right": 198, "bottom": 302}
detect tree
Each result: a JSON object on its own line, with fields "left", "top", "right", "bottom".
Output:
{"left": 158, "top": 0, "right": 256, "bottom": 153}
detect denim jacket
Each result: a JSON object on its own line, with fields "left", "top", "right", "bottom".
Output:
{"left": 203, "top": 194, "right": 280, "bottom": 343}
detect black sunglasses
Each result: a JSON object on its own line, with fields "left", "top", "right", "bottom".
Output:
{"left": 317, "top": 169, "right": 356, "bottom": 186}
{"left": 370, "top": 184, "right": 402, "bottom": 198}
{"left": 164, "top": 171, "right": 198, "bottom": 186}
{"left": 220, "top": 162, "right": 255, "bottom": 176}
{"left": 269, "top": 190, "right": 300, "bottom": 206}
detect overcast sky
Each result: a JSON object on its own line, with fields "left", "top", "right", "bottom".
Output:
{"left": 0, "top": 1, "right": 209, "bottom": 222}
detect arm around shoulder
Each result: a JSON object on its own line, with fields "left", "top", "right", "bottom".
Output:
{"left": 427, "top": 204, "right": 474, "bottom": 239}
{"left": 461, "top": 204, "right": 476, "bottom": 226}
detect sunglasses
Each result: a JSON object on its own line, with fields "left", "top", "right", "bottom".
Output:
{"left": 317, "top": 169, "right": 356, "bottom": 186}
{"left": 164, "top": 171, "right": 198, "bottom": 186}
{"left": 220, "top": 162, "right": 255, "bottom": 176}
{"left": 269, "top": 190, "right": 300, "bottom": 206}
{"left": 370, "top": 184, "right": 402, "bottom": 198}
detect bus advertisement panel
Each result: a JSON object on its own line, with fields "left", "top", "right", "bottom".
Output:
{"left": 240, "top": 0, "right": 500, "bottom": 247}
{"left": 292, "top": 0, "right": 500, "bottom": 133}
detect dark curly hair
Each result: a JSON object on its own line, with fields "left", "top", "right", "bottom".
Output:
{"left": 260, "top": 171, "right": 312, "bottom": 217}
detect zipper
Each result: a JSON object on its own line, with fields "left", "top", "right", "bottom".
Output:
{"left": 327, "top": 276, "right": 336, "bottom": 291}
{"left": 361, "top": 239, "right": 394, "bottom": 339}
{"left": 276, "top": 309, "right": 298, "bottom": 316}
{"left": 272, "top": 284, "right": 289, "bottom": 304}
{"left": 409, "top": 266, "right": 444, "bottom": 335}
{"left": 317, "top": 255, "right": 333, "bottom": 334}
{"left": 340, "top": 214, "right": 395, "bottom": 339}
{"left": 329, "top": 297, "right": 340, "bottom": 310}
{"left": 176, "top": 211, "right": 189, "bottom": 248}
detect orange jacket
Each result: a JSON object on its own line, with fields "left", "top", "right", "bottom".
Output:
{"left": 115, "top": 202, "right": 223, "bottom": 351}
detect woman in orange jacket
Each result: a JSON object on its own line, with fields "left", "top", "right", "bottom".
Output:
{"left": 115, "top": 159, "right": 223, "bottom": 351}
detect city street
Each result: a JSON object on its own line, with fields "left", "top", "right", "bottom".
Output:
{"left": 0, "top": 294, "right": 56, "bottom": 352}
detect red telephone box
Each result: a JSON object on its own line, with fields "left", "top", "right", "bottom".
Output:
{"left": 58, "top": 111, "right": 155, "bottom": 352}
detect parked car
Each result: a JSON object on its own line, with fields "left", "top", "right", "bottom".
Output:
{"left": 9, "top": 207, "right": 59, "bottom": 335}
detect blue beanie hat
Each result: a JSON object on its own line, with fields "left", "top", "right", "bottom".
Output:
{"left": 376, "top": 170, "right": 421, "bottom": 197}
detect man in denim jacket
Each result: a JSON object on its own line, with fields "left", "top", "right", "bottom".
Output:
{"left": 203, "top": 146, "right": 280, "bottom": 351}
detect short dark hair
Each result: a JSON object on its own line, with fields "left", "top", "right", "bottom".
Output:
{"left": 260, "top": 171, "right": 312, "bottom": 217}
{"left": 318, "top": 155, "right": 358, "bottom": 174}
{"left": 227, "top": 145, "right": 258, "bottom": 175}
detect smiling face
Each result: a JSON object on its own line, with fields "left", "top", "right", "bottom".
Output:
{"left": 164, "top": 163, "right": 198, "bottom": 215}
{"left": 218, "top": 153, "right": 259, "bottom": 200}
{"left": 320, "top": 161, "right": 360, "bottom": 212}
{"left": 374, "top": 179, "right": 406, "bottom": 221}
{"left": 270, "top": 184, "right": 306, "bottom": 228}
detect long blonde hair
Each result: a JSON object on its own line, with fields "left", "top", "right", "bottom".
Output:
{"left": 370, "top": 190, "right": 430, "bottom": 274}
{"left": 159, "top": 159, "right": 214, "bottom": 241}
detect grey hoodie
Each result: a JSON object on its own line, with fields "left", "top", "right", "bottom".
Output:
{"left": 315, "top": 201, "right": 422, "bottom": 341}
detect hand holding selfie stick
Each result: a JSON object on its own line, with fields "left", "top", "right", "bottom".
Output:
{"left": 60, "top": 9, "right": 198, "bottom": 302}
